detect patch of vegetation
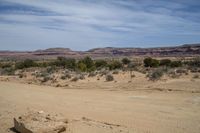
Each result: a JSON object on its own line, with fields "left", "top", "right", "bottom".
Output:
{"left": 147, "top": 68, "right": 165, "bottom": 81}
{"left": 108, "top": 60, "right": 122, "bottom": 70}
{"left": 88, "top": 72, "right": 97, "bottom": 77}
{"left": 160, "top": 59, "right": 171, "bottom": 66}
{"left": 71, "top": 76, "right": 79, "bottom": 82}
{"left": 144, "top": 57, "right": 159, "bottom": 67}
{"left": 170, "top": 61, "right": 182, "bottom": 68}
{"left": 0, "top": 67, "right": 15, "bottom": 75}
{"left": 95, "top": 60, "right": 107, "bottom": 69}
{"left": 112, "top": 70, "right": 119, "bottom": 74}
{"left": 15, "top": 59, "right": 37, "bottom": 69}
{"left": 122, "top": 58, "right": 131, "bottom": 65}
{"left": 106, "top": 74, "right": 114, "bottom": 81}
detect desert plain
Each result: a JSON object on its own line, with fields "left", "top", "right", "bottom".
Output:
{"left": 0, "top": 70, "right": 200, "bottom": 133}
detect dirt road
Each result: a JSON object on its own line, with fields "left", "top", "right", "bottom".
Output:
{"left": 0, "top": 81, "right": 200, "bottom": 133}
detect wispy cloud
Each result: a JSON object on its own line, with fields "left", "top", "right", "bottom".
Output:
{"left": 0, "top": 0, "right": 200, "bottom": 50}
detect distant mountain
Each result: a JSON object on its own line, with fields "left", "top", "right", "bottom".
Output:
{"left": 0, "top": 44, "right": 200, "bottom": 60}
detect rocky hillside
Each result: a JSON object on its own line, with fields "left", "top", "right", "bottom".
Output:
{"left": 0, "top": 44, "right": 200, "bottom": 60}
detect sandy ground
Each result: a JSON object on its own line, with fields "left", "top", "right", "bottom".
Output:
{"left": 0, "top": 73, "right": 200, "bottom": 133}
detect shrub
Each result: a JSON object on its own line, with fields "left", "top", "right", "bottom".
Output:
{"left": 160, "top": 59, "right": 171, "bottom": 66}
{"left": 144, "top": 57, "right": 159, "bottom": 67}
{"left": 0, "top": 63, "right": 13, "bottom": 69}
{"left": 108, "top": 60, "right": 122, "bottom": 70}
{"left": 71, "top": 76, "right": 79, "bottom": 82}
{"left": 46, "top": 66, "right": 56, "bottom": 74}
{"left": 15, "top": 59, "right": 37, "bottom": 69}
{"left": 170, "top": 61, "right": 182, "bottom": 68}
{"left": 99, "top": 69, "right": 109, "bottom": 76}
{"left": 81, "top": 56, "right": 95, "bottom": 71}
{"left": 95, "top": 60, "right": 107, "bottom": 68}
{"left": 112, "top": 70, "right": 119, "bottom": 74}
{"left": 54, "top": 57, "right": 76, "bottom": 70}
{"left": 88, "top": 72, "right": 97, "bottom": 77}
{"left": 41, "top": 75, "right": 52, "bottom": 82}
{"left": 0, "top": 67, "right": 15, "bottom": 75}
{"left": 188, "top": 57, "right": 200, "bottom": 67}
{"left": 106, "top": 74, "right": 114, "bottom": 81}
{"left": 148, "top": 68, "right": 164, "bottom": 81}
{"left": 127, "top": 62, "right": 136, "bottom": 69}
{"left": 122, "top": 58, "right": 131, "bottom": 65}
{"left": 77, "top": 62, "right": 87, "bottom": 72}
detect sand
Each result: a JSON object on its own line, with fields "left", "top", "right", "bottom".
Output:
{"left": 0, "top": 72, "right": 200, "bottom": 133}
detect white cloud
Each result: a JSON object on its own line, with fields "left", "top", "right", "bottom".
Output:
{"left": 0, "top": 0, "right": 200, "bottom": 50}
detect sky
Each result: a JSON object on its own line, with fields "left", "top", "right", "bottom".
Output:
{"left": 0, "top": 0, "right": 200, "bottom": 51}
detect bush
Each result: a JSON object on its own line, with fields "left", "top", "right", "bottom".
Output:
{"left": 77, "top": 62, "right": 87, "bottom": 72}
{"left": 170, "top": 61, "right": 182, "bottom": 68}
{"left": 122, "top": 58, "right": 131, "bottom": 65}
{"left": 0, "top": 67, "right": 15, "bottom": 75}
{"left": 41, "top": 75, "right": 52, "bottom": 82}
{"left": 188, "top": 57, "right": 200, "bottom": 67}
{"left": 54, "top": 57, "right": 76, "bottom": 70}
{"left": 108, "top": 60, "right": 122, "bottom": 70}
{"left": 106, "top": 74, "right": 114, "bottom": 81}
{"left": 112, "top": 70, "right": 119, "bottom": 74}
{"left": 0, "top": 63, "right": 13, "bottom": 69}
{"left": 81, "top": 56, "right": 95, "bottom": 70}
{"left": 144, "top": 57, "right": 159, "bottom": 67}
{"left": 148, "top": 68, "right": 164, "bottom": 81}
{"left": 71, "top": 77, "right": 79, "bottom": 82}
{"left": 88, "top": 72, "right": 97, "bottom": 77}
{"left": 15, "top": 59, "right": 37, "bottom": 69}
{"left": 95, "top": 60, "right": 107, "bottom": 68}
{"left": 160, "top": 59, "right": 171, "bottom": 66}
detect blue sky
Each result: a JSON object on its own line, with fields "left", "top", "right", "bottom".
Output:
{"left": 0, "top": 0, "right": 200, "bottom": 51}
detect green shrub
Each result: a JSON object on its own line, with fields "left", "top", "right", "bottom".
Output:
{"left": 0, "top": 63, "right": 13, "bottom": 69}
{"left": 95, "top": 60, "right": 107, "bottom": 68}
{"left": 0, "top": 67, "right": 15, "bottom": 75}
{"left": 15, "top": 59, "right": 37, "bottom": 69}
{"left": 144, "top": 57, "right": 159, "bottom": 67}
{"left": 54, "top": 57, "right": 76, "bottom": 70}
{"left": 160, "top": 59, "right": 171, "bottom": 66}
{"left": 170, "top": 61, "right": 182, "bottom": 68}
{"left": 108, "top": 60, "right": 122, "bottom": 70}
{"left": 188, "top": 57, "right": 200, "bottom": 67}
{"left": 77, "top": 62, "right": 87, "bottom": 72}
{"left": 122, "top": 58, "right": 131, "bottom": 65}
